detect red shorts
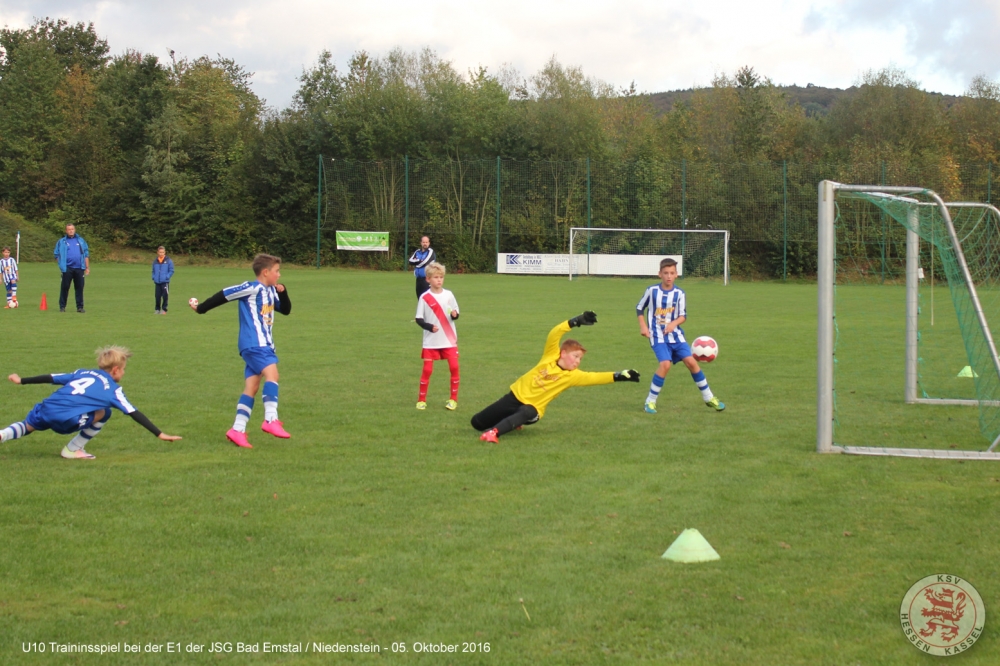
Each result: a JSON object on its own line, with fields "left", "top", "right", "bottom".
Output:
{"left": 422, "top": 347, "right": 459, "bottom": 361}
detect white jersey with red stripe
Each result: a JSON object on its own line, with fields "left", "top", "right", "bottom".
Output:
{"left": 415, "top": 288, "right": 459, "bottom": 349}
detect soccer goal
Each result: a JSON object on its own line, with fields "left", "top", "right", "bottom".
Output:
{"left": 568, "top": 228, "right": 729, "bottom": 283}
{"left": 817, "top": 180, "right": 1000, "bottom": 459}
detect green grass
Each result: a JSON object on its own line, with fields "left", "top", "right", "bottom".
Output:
{"left": 1, "top": 264, "right": 998, "bottom": 664}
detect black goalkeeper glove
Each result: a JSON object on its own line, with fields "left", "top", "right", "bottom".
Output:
{"left": 614, "top": 369, "right": 641, "bottom": 382}
{"left": 568, "top": 311, "right": 598, "bottom": 327}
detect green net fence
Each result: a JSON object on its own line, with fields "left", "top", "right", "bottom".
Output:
{"left": 320, "top": 158, "right": 997, "bottom": 275}
{"left": 833, "top": 191, "right": 1000, "bottom": 448}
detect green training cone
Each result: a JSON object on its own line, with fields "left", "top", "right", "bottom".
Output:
{"left": 661, "top": 528, "right": 720, "bottom": 563}
{"left": 957, "top": 366, "right": 979, "bottom": 378}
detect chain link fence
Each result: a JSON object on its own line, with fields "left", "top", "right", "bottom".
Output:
{"left": 319, "top": 158, "right": 996, "bottom": 277}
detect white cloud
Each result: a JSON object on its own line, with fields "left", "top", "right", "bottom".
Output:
{"left": 2, "top": 0, "right": 997, "bottom": 108}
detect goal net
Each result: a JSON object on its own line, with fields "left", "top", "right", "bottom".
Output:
{"left": 568, "top": 228, "right": 729, "bottom": 283}
{"left": 818, "top": 181, "right": 1000, "bottom": 459}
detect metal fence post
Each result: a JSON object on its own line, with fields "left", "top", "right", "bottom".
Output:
{"left": 879, "top": 160, "right": 886, "bottom": 284}
{"left": 495, "top": 157, "right": 501, "bottom": 260}
{"left": 316, "top": 155, "right": 323, "bottom": 269}
{"left": 404, "top": 155, "right": 409, "bottom": 270}
{"left": 783, "top": 160, "right": 788, "bottom": 281}
{"left": 586, "top": 157, "right": 592, "bottom": 254}
{"left": 989, "top": 163, "right": 993, "bottom": 204}
{"left": 681, "top": 159, "right": 687, "bottom": 269}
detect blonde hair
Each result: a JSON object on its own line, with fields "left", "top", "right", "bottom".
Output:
{"left": 96, "top": 345, "right": 132, "bottom": 370}
{"left": 424, "top": 262, "right": 446, "bottom": 278}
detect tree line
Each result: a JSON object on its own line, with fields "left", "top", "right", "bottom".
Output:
{"left": 1, "top": 17, "right": 999, "bottom": 267}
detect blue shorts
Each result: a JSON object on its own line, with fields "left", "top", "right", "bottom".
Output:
{"left": 241, "top": 346, "right": 279, "bottom": 378}
{"left": 24, "top": 402, "right": 111, "bottom": 435}
{"left": 651, "top": 340, "right": 693, "bottom": 364}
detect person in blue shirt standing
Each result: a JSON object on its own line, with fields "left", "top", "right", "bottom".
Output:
{"left": 408, "top": 235, "right": 436, "bottom": 298}
{"left": 152, "top": 246, "right": 175, "bottom": 314}
{"left": 54, "top": 223, "right": 90, "bottom": 313}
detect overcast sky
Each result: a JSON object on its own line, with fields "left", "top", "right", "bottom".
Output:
{"left": 2, "top": 0, "right": 998, "bottom": 109}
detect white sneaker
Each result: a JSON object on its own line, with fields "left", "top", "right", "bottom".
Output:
{"left": 61, "top": 446, "right": 95, "bottom": 460}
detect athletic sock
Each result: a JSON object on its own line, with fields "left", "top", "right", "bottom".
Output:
{"left": 691, "top": 370, "right": 714, "bottom": 401}
{"left": 647, "top": 374, "right": 665, "bottom": 403}
{"left": 0, "top": 421, "right": 28, "bottom": 442}
{"left": 263, "top": 382, "right": 279, "bottom": 422}
{"left": 234, "top": 394, "right": 254, "bottom": 432}
{"left": 447, "top": 356, "right": 460, "bottom": 400}
{"left": 418, "top": 361, "right": 433, "bottom": 402}
{"left": 66, "top": 413, "right": 109, "bottom": 451}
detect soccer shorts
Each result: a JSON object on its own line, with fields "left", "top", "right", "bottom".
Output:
{"left": 24, "top": 402, "right": 110, "bottom": 435}
{"left": 651, "top": 340, "right": 693, "bottom": 364}
{"left": 241, "top": 346, "right": 279, "bottom": 378}
{"left": 421, "top": 347, "right": 459, "bottom": 361}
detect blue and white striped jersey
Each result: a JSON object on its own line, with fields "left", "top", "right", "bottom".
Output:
{"left": 223, "top": 281, "right": 279, "bottom": 351}
{"left": 636, "top": 284, "right": 687, "bottom": 345}
{"left": 44, "top": 369, "right": 137, "bottom": 420}
{"left": 0, "top": 256, "right": 17, "bottom": 283}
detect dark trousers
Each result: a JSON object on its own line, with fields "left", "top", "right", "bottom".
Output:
{"left": 59, "top": 268, "right": 86, "bottom": 310}
{"left": 471, "top": 392, "right": 539, "bottom": 435}
{"left": 415, "top": 276, "right": 429, "bottom": 298}
{"left": 155, "top": 282, "right": 170, "bottom": 311}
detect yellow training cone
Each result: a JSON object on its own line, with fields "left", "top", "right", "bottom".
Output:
{"left": 661, "top": 528, "right": 720, "bottom": 563}
{"left": 957, "top": 366, "right": 978, "bottom": 378}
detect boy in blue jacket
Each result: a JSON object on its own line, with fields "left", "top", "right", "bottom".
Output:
{"left": 152, "top": 246, "right": 175, "bottom": 314}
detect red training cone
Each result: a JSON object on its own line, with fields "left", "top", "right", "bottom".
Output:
{"left": 39, "top": 293, "right": 47, "bottom": 311}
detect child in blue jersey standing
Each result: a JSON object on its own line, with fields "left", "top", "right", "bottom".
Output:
{"left": 190, "top": 254, "right": 292, "bottom": 448}
{"left": 636, "top": 258, "right": 725, "bottom": 414}
{"left": 0, "top": 345, "right": 182, "bottom": 459}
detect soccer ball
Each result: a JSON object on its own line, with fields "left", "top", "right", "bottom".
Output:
{"left": 691, "top": 336, "right": 718, "bottom": 363}
{"left": 188, "top": 297, "right": 199, "bottom": 308}
{"left": 8, "top": 298, "right": 17, "bottom": 309}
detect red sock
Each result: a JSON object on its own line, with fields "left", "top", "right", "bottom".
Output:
{"left": 447, "top": 356, "right": 460, "bottom": 400}
{"left": 418, "top": 361, "right": 434, "bottom": 401}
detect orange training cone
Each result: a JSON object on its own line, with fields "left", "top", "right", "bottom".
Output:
{"left": 39, "top": 293, "right": 48, "bottom": 311}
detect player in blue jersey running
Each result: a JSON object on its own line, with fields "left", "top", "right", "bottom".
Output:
{"left": 636, "top": 257, "right": 724, "bottom": 414}
{"left": 190, "top": 253, "right": 292, "bottom": 448}
{"left": 0, "top": 345, "right": 182, "bottom": 459}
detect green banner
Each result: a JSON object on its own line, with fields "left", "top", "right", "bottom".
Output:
{"left": 336, "top": 231, "right": 389, "bottom": 252}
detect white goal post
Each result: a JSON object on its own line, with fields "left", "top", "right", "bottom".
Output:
{"left": 568, "top": 227, "right": 729, "bottom": 284}
{"left": 817, "top": 180, "right": 1000, "bottom": 459}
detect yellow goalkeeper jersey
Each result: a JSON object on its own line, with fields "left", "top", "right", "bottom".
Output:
{"left": 509, "top": 321, "right": 615, "bottom": 418}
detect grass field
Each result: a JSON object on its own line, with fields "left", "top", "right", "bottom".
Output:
{"left": 1, "top": 263, "right": 998, "bottom": 664}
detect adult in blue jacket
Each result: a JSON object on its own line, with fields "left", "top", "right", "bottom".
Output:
{"left": 408, "top": 235, "right": 437, "bottom": 298}
{"left": 54, "top": 224, "right": 89, "bottom": 313}
{"left": 152, "top": 246, "right": 175, "bottom": 314}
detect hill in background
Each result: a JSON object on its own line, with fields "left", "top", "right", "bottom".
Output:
{"left": 647, "top": 84, "right": 962, "bottom": 117}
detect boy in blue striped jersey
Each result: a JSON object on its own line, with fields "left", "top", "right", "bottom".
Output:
{"left": 636, "top": 258, "right": 724, "bottom": 413}
{"left": 191, "top": 254, "right": 292, "bottom": 448}
{"left": 1, "top": 247, "right": 17, "bottom": 307}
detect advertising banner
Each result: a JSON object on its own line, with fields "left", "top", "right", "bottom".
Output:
{"left": 336, "top": 231, "right": 389, "bottom": 251}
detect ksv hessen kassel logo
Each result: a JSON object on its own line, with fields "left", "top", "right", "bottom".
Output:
{"left": 899, "top": 574, "right": 985, "bottom": 656}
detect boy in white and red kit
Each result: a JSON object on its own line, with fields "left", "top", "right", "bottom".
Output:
{"left": 414, "top": 262, "right": 460, "bottom": 411}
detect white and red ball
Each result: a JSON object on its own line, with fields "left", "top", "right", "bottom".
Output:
{"left": 691, "top": 336, "right": 718, "bottom": 363}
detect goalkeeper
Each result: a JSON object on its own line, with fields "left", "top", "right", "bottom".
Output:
{"left": 471, "top": 312, "right": 640, "bottom": 443}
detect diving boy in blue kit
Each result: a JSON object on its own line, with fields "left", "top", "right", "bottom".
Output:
{"left": 0, "top": 345, "right": 182, "bottom": 459}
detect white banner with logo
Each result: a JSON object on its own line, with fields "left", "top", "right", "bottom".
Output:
{"left": 497, "top": 253, "right": 681, "bottom": 276}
